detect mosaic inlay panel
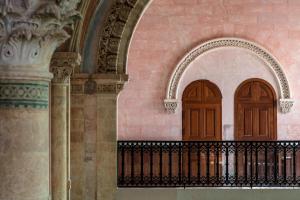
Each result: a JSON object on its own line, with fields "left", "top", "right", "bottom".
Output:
{"left": 0, "top": 82, "right": 49, "bottom": 109}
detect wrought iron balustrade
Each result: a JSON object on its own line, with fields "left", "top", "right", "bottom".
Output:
{"left": 117, "top": 141, "right": 300, "bottom": 187}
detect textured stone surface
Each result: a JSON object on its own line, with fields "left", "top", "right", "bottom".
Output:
{"left": 70, "top": 94, "right": 97, "bottom": 200}
{"left": 118, "top": 0, "right": 300, "bottom": 141}
{"left": 0, "top": 108, "right": 49, "bottom": 200}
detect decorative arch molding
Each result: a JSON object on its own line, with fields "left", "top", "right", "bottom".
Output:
{"left": 96, "top": 0, "right": 151, "bottom": 74}
{"left": 164, "top": 37, "right": 294, "bottom": 114}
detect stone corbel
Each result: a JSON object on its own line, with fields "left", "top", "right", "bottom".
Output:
{"left": 164, "top": 99, "right": 178, "bottom": 114}
{"left": 50, "top": 52, "right": 81, "bottom": 84}
{"left": 279, "top": 99, "right": 294, "bottom": 114}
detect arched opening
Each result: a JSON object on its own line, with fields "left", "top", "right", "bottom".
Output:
{"left": 182, "top": 80, "right": 222, "bottom": 177}
{"left": 234, "top": 78, "right": 277, "bottom": 141}
{"left": 182, "top": 80, "right": 222, "bottom": 141}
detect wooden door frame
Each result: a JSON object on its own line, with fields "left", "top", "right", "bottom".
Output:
{"left": 234, "top": 78, "right": 277, "bottom": 141}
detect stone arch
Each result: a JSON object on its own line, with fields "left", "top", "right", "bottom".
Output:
{"left": 95, "top": 0, "right": 152, "bottom": 74}
{"left": 164, "top": 37, "right": 294, "bottom": 114}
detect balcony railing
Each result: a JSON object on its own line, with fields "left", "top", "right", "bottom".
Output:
{"left": 117, "top": 141, "right": 300, "bottom": 187}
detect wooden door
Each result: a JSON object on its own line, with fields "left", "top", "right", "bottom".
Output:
{"left": 235, "top": 78, "right": 277, "bottom": 141}
{"left": 182, "top": 80, "right": 222, "bottom": 179}
{"left": 234, "top": 78, "right": 277, "bottom": 179}
{"left": 183, "top": 80, "right": 222, "bottom": 141}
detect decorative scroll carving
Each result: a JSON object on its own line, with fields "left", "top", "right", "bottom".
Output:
{"left": 279, "top": 99, "right": 294, "bottom": 114}
{"left": 50, "top": 52, "right": 81, "bottom": 84}
{"left": 0, "top": 0, "right": 81, "bottom": 68}
{"left": 96, "top": 0, "right": 138, "bottom": 73}
{"left": 164, "top": 38, "right": 293, "bottom": 113}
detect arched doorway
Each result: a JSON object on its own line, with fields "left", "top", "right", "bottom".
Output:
{"left": 234, "top": 78, "right": 277, "bottom": 178}
{"left": 234, "top": 78, "right": 277, "bottom": 141}
{"left": 182, "top": 80, "right": 222, "bottom": 178}
{"left": 182, "top": 80, "right": 222, "bottom": 141}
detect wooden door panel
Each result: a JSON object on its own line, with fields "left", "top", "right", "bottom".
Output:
{"left": 235, "top": 79, "right": 277, "bottom": 141}
{"left": 259, "top": 108, "right": 269, "bottom": 137}
{"left": 205, "top": 109, "right": 216, "bottom": 137}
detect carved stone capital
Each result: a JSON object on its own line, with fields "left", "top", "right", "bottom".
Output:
{"left": 71, "top": 73, "right": 128, "bottom": 95}
{"left": 279, "top": 99, "right": 294, "bottom": 114}
{"left": 50, "top": 52, "right": 81, "bottom": 84}
{"left": 0, "top": 0, "right": 81, "bottom": 80}
{"left": 164, "top": 99, "right": 178, "bottom": 114}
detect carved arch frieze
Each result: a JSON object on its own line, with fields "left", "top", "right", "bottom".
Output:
{"left": 164, "top": 38, "right": 294, "bottom": 114}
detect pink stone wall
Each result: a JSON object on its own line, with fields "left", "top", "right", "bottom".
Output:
{"left": 118, "top": 0, "right": 300, "bottom": 140}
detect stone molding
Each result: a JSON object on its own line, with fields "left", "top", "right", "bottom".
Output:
{"left": 96, "top": 0, "right": 138, "bottom": 73}
{"left": 50, "top": 52, "right": 81, "bottom": 84}
{"left": 0, "top": 0, "right": 81, "bottom": 73}
{"left": 71, "top": 73, "right": 128, "bottom": 95}
{"left": 96, "top": 0, "right": 152, "bottom": 74}
{"left": 0, "top": 81, "right": 49, "bottom": 109}
{"left": 164, "top": 38, "right": 294, "bottom": 113}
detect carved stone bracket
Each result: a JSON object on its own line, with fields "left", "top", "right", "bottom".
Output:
{"left": 164, "top": 99, "right": 178, "bottom": 114}
{"left": 50, "top": 52, "right": 81, "bottom": 84}
{"left": 164, "top": 37, "right": 294, "bottom": 114}
{"left": 279, "top": 99, "right": 294, "bottom": 114}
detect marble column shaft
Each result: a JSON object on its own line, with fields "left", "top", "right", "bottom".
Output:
{"left": 50, "top": 52, "right": 81, "bottom": 200}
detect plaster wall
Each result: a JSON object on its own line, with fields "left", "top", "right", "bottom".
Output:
{"left": 118, "top": 0, "right": 300, "bottom": 140}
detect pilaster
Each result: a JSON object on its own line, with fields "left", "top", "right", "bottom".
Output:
{"left": 50, "top": 52, "right": 81, "bottom": 200}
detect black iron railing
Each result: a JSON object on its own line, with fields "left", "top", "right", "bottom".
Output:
{"left": 117, "top": 141, "right": 300, "bottom": 187}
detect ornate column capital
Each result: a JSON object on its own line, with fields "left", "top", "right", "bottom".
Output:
{"left": 71, "top": 73, "right": 128, "bottom": 95}
{"left": 50, "top": 52, "right": 81, "bottom": 84}
{"left": 0, "top": 0, "right": 81, "bottom": 81}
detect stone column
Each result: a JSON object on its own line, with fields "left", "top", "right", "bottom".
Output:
{"left": 0, "top": 1, "right": 80, "bottom": 200}
{"left": 70, "top": 74, "right": 127, "bottom": 200}
{"left": 50, "top": 52, "right": 81, "bottom": 200}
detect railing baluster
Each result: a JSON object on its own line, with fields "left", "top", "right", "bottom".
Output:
{"left": 225, "top": 142, "right": 229, "bottom": 185}
{"left": 140, "top": 143, "right": 144, "bottom": 184}
{"left": 255, "top": 142, "right": 258, "bottom": 185}
{"left": 206, "top": 142, "right": 210, "bottom": 184}
{"left": 283, "top": 142, "right": 287, "bottom": 184}
{"left": 188, "top": 142, "right": 191, "bottom": 184}
{"left": 159, "top": 142, "right": 163, "bottom": 185}
{"left": 178, "top": 142, "right": 182, "bottom": 185}
{"left": 244, "top": 143, "right": 248, "bottom": 185}
{"left": 169, "top": 143, "right": 172, "bottom": 184}
{"left": 131, "top": 143, "right": 135, "bottom": 185}
{"left": 216, "top": 142, "right": 220, "bottom": 184}
{"left": 235, "top": 142, "right": 238, "bottom": 185}
{"left": 197, "top": 142, "right": 201, "bottom": 184}
{"left": 293, "top": 142, "right": 296, "bottom": 184}
{"left": 150, "top": 142, "right": 153, "bottom": 185}
{"left": 274, "top": 143, "right": 278, "bottom": 185}
{"left": 250, "top": 142, "right": 253, "bottom": 187}
{"left": 264, "top": 143, "right": 268, "bottom": 184}
{"left": 121, "top": 143, "right": 125, "bottom": 185}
